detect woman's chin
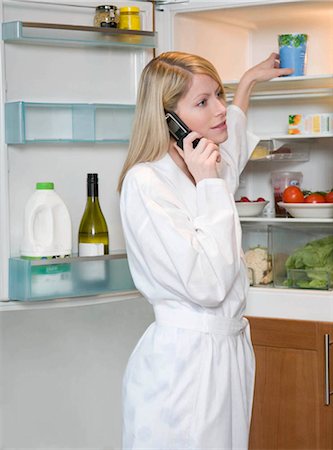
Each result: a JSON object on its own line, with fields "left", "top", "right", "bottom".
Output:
{"left": 214, "top": 130, "right": 228, "bottom": 145}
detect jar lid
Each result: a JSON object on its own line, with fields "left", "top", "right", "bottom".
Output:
{"left": 36, "top": 182, "right": 54, "bottom": 190}
{"left": 119, "top": 6, "right": 140, "bottom": 13}
{"left": 96, "top": 5, "right": 118, "bottom": 11}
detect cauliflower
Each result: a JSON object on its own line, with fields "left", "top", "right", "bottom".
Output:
{"left": 245, "top": 246, "right": 273, "bottom": 285}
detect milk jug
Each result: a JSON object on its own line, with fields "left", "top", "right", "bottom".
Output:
{"left": 21, "top": 182, "right": 72, "bottom": 258}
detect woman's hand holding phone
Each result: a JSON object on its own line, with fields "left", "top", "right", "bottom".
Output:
{"left": 175, "top": 132, "right": 221, "bottom": 184}
{"left": 166, "top": 110, "right": 221, "bottom": 184}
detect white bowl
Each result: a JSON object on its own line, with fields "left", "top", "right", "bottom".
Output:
{"left": 235, "top": 201, "right": 269, "bottom": 217}
{"left": 278, "top": 202, "right": 333, "bottom": 218}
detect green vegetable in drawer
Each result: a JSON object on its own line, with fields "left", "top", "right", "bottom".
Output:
{"left": 285, "top": 236, "right": 333, "bottom": 288}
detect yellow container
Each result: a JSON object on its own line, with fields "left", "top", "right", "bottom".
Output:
{"left": 119, "top": 6, "right": 141, "bottom": 31}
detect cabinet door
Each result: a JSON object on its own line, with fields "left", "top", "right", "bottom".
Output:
{"left": 248, "top": 317, "right": 333, "bottom": 450}
{"left": 317, "top": 322, "right": 333, "bottom": 450}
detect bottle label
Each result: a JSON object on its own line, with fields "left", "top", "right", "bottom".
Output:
{"left": 78, "top": 243, "right": 107, "bottom": 283}
{"left": 79, "top": 243, "right": 104, "bottom": 257}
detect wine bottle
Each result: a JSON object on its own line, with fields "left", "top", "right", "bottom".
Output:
{"left": 78, "top": 173, "right": 109, "bottom": 256}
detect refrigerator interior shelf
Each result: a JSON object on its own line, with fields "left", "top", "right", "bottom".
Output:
{"left": 5, "top": 101, "right": 135, "bottom": 144}
{"left": 240, "top": 217, "right": 333, "bottom": 224}
{"left": 249, "top": 153, "right": 310, "bottom": 162}
{"left": 8, "top": 253, "right": 136, "bottom": 301}
{"left": 227, "top": 89, "right": 333, "bottom": 102}
{"left": 258, "top": 133, "right": 333, "bottom": 140}
{"left": 224, "top": 74, "right": 333, "bottom": 100}
{"left": 1, "top": 21, "right": 157, "bottom": 48}
{"left": 250, "top": 140, "right": 310, "bottom": 162}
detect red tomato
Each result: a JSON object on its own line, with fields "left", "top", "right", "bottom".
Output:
{"left": 305, "top": 193, "right": 326, "bottom": 203}
{"left": 282, "top": 186, "right": 304, "bottom": 203}
{"left": 325, "top": 191, "right": 333, "bottom": 203}
{"left": 256, "top": 197, "right": 266, "bottom": 202}
{"left": 240, "top": 196, "right": 250, "bottom": 202}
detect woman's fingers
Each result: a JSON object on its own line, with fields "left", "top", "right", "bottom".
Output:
{"left": 182, "top": 131, "right": 202, "bottom": 152}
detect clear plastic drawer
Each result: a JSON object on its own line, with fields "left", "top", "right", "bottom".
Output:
{"left": 271, "top": 224, "right": 333, "bottom": 290}
{"left": 9, "top": 254, "right": 136, "bottom": 301}
{"left": 242, "top": 223, "right": 273, "bottom": 287}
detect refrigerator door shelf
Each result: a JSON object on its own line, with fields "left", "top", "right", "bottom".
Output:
{"left": 5, "top": 102, "right": 135, "bottom": 144}
{"left": 2, "top": 21, "right": 157, "bottom": 49}
{"left": 8, "top": 253, "right": 136, "bottom": 301}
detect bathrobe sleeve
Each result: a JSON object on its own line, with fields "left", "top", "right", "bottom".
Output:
{"left": 218, "top": 105, "right": 259, "bottom": 194}
{"left": 121, "top": 168, "right": 244, "bottom": 308}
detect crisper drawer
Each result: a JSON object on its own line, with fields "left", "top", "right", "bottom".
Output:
{"left": 242, "top": 223, "right": 273, "bottom": 287}
{"left": 271, "top": 224, "right": 333, "bottom": 290}
{"left": 8, "top": 254, "right": 136, "bottom": 301}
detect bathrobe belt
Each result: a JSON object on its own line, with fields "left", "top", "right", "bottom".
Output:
{"left": 154, "top": 305, "right": 248, "bottom": 337}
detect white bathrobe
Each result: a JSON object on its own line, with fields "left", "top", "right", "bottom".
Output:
{"left": 120, "top": 105, "right": 259, "bottom": 450}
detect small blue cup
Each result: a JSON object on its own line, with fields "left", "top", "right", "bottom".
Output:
{"left": 279, "top": 34, "right": 308, "bottom": 77}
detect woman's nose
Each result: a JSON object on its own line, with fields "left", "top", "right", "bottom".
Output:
{"left": 214, "top": 99, "right": 227, "bottom": 115}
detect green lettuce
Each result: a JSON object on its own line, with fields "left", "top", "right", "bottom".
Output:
{"left": 285, "top": 236, "right": 333, "bottom": 289}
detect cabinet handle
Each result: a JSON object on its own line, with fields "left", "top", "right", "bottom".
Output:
{"left": 324, "top": 334, "right": 333, "bottom": 406}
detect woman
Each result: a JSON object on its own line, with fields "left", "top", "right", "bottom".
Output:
{"left": 118, "top": 52, "right": 292, "bottom": 449}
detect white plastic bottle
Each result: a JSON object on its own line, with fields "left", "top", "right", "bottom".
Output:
{"left": 21, "top": 182, "right": 72, "bottom": 258}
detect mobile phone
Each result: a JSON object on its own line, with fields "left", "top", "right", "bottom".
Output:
{"left": 165, "top": 111, "right": 200, "bottom": 150}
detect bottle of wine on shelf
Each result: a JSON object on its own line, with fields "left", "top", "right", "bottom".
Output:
{"left": 78, "top": 173, "right": 109, "bottom": 256}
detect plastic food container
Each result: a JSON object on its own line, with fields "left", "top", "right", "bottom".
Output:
{"left": 271, "top": 171, "right": 303, "bottom": 217}
{"left": 271, "top": 224, "right": 333, "bottom": 290}
{"left": 119, "top": 6, "right": 141, "bottom": 31}
{"left": 278, "top": 33, "right": 308, "bottom": 77}
{"left": 288, "top": 113, "right": 333, "bottom": 135}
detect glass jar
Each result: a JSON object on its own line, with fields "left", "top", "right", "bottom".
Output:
{"left": 94, "top": 5, "right": 119, "bottom": 28}
{"left": 119, "top": 6, "right": 141, "bottom": 31}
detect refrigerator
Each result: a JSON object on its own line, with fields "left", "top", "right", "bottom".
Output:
{"left": 0, "top": 0, "right": 332, "bottom": 447}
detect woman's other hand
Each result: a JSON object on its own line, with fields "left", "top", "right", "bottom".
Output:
{"left": 233, "top": 52, "right": 293, "bottom": 113}
{"left": 244, "top": 52, "right": 293, "bottom": 83}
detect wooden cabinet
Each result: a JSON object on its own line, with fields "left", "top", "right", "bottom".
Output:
{"left": 248, "top": 317, "right": 333, "bottom": 450}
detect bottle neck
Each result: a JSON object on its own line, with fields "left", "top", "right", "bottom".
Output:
{"left": 87, "top": 181, "right": 99, "bottom": 199}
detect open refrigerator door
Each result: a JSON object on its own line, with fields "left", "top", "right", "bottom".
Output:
{"left": 0, "top": 0, "right": 155, "bottom": 302}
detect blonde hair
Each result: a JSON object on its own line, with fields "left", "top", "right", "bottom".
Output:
{"left": 117, "top": 51, "right": 224, "bottom": 192}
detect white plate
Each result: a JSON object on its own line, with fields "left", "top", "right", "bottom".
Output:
{"left": 235, "top": 201, "right": 269, "bottom": 217}
{"left": 278, "top": 202, "right": 333, "bottom": 218}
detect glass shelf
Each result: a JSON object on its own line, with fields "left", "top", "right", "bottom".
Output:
{"left": 240, "top": 218, "right": 333, "bottom": 224}
{"left": 5, "top": 102, "right": 135, "bottom": 144}
{"left": 224, "top": 74, "right": 333, "bottom": 101}
{"left": 249, "top": 140, "right": 310, "bottom": 162}
{"left": 258, "top": 133, "right": 333, "bottom": 140}
{"left": 9, "top": 253, "right": 136, "bottom": 301}
{"left": 2, "top": 21, "right": 157, "bottom": 49}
